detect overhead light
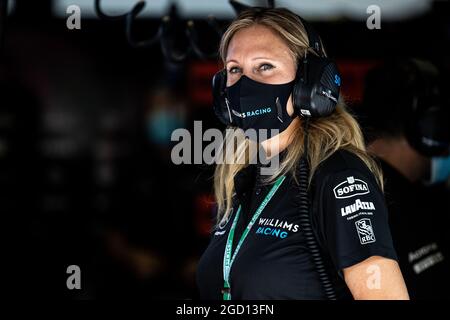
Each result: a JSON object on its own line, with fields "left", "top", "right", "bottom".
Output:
{"left": 52, "top": 0, "right": 433, "bottom": 20}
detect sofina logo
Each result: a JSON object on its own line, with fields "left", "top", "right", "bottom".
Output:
{"left": 333, "top": 176, "right": 370, "bottom": 199}
{"left": 232, "top": 107, "right": 272, "bottom": 119}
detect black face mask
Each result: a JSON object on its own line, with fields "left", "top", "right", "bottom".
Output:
{"left": 225, "top": 75, "right": 295, "bottom": 141}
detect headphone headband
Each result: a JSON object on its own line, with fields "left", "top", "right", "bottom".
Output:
{"left": 249, "top": 7, "right": 325, "bottom": 58}
{"left": 297, "top": 16, "right": 324, "bottom": 58}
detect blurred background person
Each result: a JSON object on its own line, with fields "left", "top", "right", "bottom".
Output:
{"left": 359, "top": 58, "right": 450, "bottom": 299}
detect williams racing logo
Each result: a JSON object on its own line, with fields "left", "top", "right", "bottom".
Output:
{"left": 255, "top": 218, "right": 299, "bottom": 239}
{"left": 333, "top": 176, "right": 370, "bottom": 199}
{"left": 355, "top": 218, "right": 376, "bottom": 245}
{"left": 231, "top": 107, "right": 272, "bottom": 119}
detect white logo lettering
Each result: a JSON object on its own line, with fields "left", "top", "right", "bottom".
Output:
{"left": 341, "top": 199, "right": 375, "bottom": 216}
{"left": 412, "top": 252, "right": 444, "bottom": 274}
{"left": 355, "top": 218, "right": 376, "bottom": 245}
{"left": 334, "top": 176, "right": 370, "bottom": 199}
{"left": 408, "top": 243, "right": 439, "bottom": 263}
{"left": 257, "top": 218, "right": 299, "bottom": 233}
{"left": 231, "top": 107, "right": 272, "bottom": 118}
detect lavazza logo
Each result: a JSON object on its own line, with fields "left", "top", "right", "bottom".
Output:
{"left": 333, "top": 176, "right": 370, "bottom": 199}
{"left": 341, "top": 199, "right": 375, "bottom": 217}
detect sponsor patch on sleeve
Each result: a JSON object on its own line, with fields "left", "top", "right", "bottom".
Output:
{"left": 355, "top": 218, "right": 376, "bottom": 245}
{"left": 333, "top": 176, "right": 370, "bottom": 199}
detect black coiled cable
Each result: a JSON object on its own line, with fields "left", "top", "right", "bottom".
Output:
{"left": 297, "top": 118, "right": 337, "bottom": 300}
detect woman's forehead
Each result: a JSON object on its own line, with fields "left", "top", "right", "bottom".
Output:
{"left": 226, "top": 25, "right": 291, "bottom": 62}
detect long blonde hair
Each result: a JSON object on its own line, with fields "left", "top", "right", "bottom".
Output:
{"left": 214, "top": 8, "right": 383, "bottom": 224}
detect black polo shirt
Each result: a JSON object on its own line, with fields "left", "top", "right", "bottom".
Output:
{"left": 196, "top": 149, "right": 398, "bottom": 300}
{"left": 381, "top": 159, "right": 450, "bottom": 299}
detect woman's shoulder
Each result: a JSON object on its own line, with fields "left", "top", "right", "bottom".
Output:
{"left": 310, "top": 149, "right": 384, "bottom": 207}
{"left": 313, "top": 149, "right": 378, "bottom": 183}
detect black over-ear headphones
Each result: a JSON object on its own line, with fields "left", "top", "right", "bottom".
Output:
{"left": 212, "top": 8, "right": 342, "bottom": 125}
{"left": 404, "top": 59, "right": 449, "bottom": 157}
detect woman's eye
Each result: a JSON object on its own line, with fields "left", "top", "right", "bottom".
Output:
{"left": 259, "top": 63, "right": 274, "bottom": 71}
{"left": 228, "top": 66, "right": 242, "bottom": 74}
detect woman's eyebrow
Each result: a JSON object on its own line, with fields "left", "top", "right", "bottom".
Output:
{"left": 252, "top": 57, "right": 277, "bottom": 61}
{"left": 225, "top": 59, "right": 239, "bottom": 65}
{"left": 225, "top": 57, "right": 277, "bottom": 65}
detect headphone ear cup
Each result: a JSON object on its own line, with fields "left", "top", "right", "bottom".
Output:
{"left": 293, "top": 55, "right": 341, "bottom": 118}
{"left": 403, "top": 59, "right": 449, "bottom": 157}
{"left": 212, "top": 69, "right": 231, "bottom": 125}
{"left": 406, "top": 103, "right": 450, "bottom": 157}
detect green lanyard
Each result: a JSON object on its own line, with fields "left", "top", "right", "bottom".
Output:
{"left": 222, "top": 175, "right": 286, "bottom": 300}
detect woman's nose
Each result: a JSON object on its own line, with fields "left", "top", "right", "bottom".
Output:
{"left": 227, "top": 72, "right": 256, "bottom": 87}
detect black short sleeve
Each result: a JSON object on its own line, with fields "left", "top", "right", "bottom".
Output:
{"left": 316, "top": 167, "right": 398, "bottom": 274}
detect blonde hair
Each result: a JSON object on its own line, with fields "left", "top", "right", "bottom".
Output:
{"left": 214, "top": 8, "right": 383, "bottom": 224}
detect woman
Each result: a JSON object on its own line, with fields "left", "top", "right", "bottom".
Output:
{"left": 196, "top": 7, "right": 409, "bottom": 300}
